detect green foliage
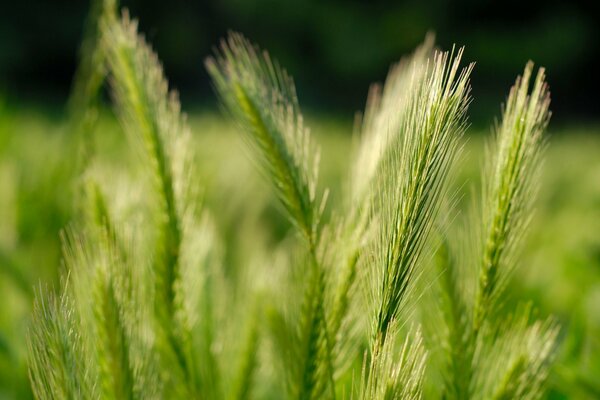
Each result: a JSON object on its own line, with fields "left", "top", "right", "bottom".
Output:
{"left": 0, "top": 3, "right": 583, "bottom": 400}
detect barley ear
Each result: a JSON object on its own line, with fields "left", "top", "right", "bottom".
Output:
{"left": 325, "top": 35, "right": 436, "bottom": 381}
{"left": 102, "top": 16, "right": 182, "bottom": 319}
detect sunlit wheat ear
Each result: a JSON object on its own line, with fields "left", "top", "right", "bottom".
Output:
{"left": 474, "top": 62, "right": 551, "bottom": 332}
{"left": 324, "top": 37, "right": 437, "bottom": 383}
{"left": 206, "top": 33, "right": 324, "bottom": 246}
{"left": 367, "top": 47, "right": 473, "bottom": 346}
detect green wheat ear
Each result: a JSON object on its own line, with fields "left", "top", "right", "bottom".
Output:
{"left": 360, "top": 323, "right": 426, "bottom": 400}
{"left": 28, "top": 287, "right": 97, "bottom": 400}
{"left": 24, "top": 1, "right": 565, "bottom": 397}
{"left": 434, "top": 62, "right": 557, "bottom": 400}
{"left": 103, "top": 12, "right": 182, "bottom": 322}
{"left": 324, "top": 35, "right": 436, "bottom": 378}
{"left": 69, "top": 0, "right": 117, "bottom": 117}
{"left": 69, "top": 0, "right": 118, "bottom": 171}
{"left": 207, "top": 33, "right": 335, "bottom": 399}
{"left": 368, "top": 47, "right": 472, "bottom": 344}
{"left": 471, "top": 62, "right": 556, "bottom": 400}
{"left": 102, "top": 12, "right": 214, "bottom": 397}
{"left": 206, "top": 33, "right": 323, "bottom": 246}
{"left": 475, "top": 62, "right": 551, "bottom": 330}
{"left": 356, "top": 46, "right": 472, "bottom": 399}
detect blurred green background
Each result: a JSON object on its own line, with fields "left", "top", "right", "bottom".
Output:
{"left": 1, "top": 0, "right": 599, "bottom": 399}
{"left": 1, "top": 0, "right": 599, "bottom": 125}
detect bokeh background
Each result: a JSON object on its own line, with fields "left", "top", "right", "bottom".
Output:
{"left": 1, "top": 0, "right": 599, "bottom": 125}
{"left": 1, "top": 1, "right": 599, "bottom": 399}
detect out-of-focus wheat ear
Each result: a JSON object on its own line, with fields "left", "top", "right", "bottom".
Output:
{"left": 359, "top": 323, "right": 427, "bottom": 400}
{"left": 295, "top": 264, "right": 335, "bottom": 400}
{"left": 82, "top": 178, "right": 132, "bottom": 265}
{"left": 69, "top": 0, "right": 117, "bottom": 117}
{"left": 93, "top": 272, "right": 136, "bottom": 399}
{"left": 68, "top": 0, "right": 117, "bottom": 166}
{"left": 90, "top": 247, "right": 135, "bottom": 400}
{"left": 28, "top": 288, "right": 97, "bottom": 400}
{"left": 473, "top": 63, "right": 551, "bottom": 333}
{"left": 84, "top": 179, "right": 118, "bottom": 243}
{"left": 102, "top": 13, "right": 202, "bottom": 396}
{"left": 434, "top": 236, "right": 473, "bottom": 400}
{"left": 350, "top": 33, "right": 435, "bottom": 207}
{"left": 206, "top": 33, "right": 322, "bottom": 248}
{"left": 81, "top": 180, "right": 137, "bottom": 400}
{"left": 367, "top": 48, "right": 472, "bottom": 346}
{"left": 473, "top": 306, "right": 559, "bottom": 400}
{"left": 59, "top": 225, "right": 137, "bottom": 400}
{"left": 102, "top": 15, "right": 182, "bottom": 319}
{"left": 229, "top": 313, "right": 260, "bottom": 400}
{"left": 103, "top": 14, "right": 175, "bottom": 313}
{"left": 67, "top": 0, "right": 118, "bottom": 182}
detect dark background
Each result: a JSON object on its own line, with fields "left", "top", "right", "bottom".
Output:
{"left": 1, "top": 0, "right": 598, "bottom": 126}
